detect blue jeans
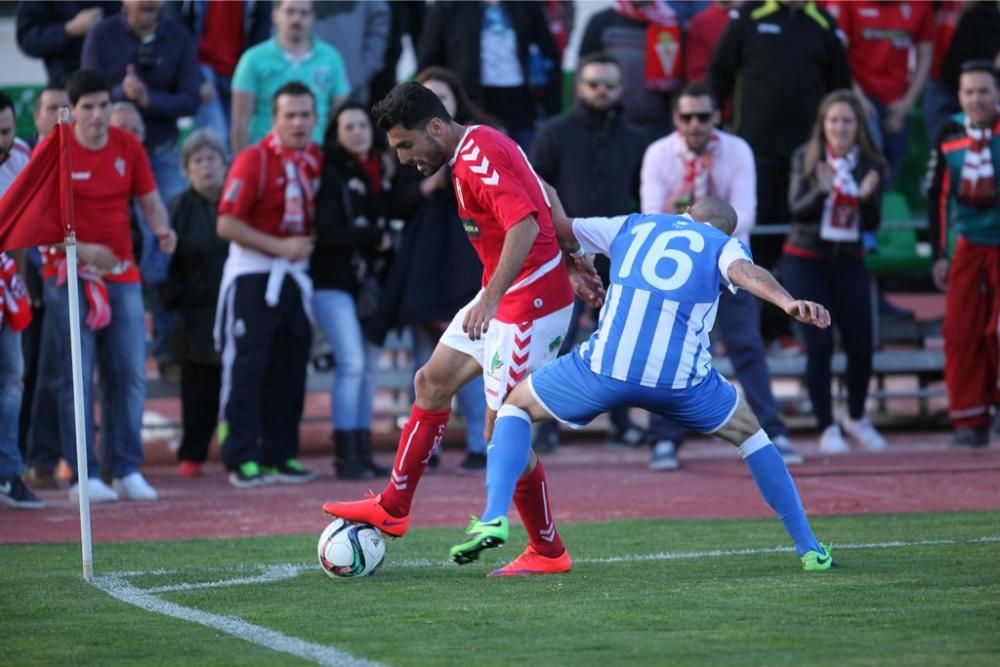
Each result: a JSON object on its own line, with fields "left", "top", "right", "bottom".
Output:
{"left": 43, "top": 278, "right": 147, "bottom": 479}
{"left": 26, "top": 305, "right": 64, "bottom": 470}
{"left": 411, "top": 323, "right": 487, "bottom": 454}
{"left": 194, "top": 65, "right": 232, "bottom": 154}
{"left": 867, "top": 98, "right": 910, "bottom": 189}
{"left": 0, "top": 328, "right": 24, "bottom": 479}
{"left": 649, "top": 287, "right": 788, "bottom": 445}
{"left": 133, "top": 204, "right": 173, "bottom": 361}
{"left": 312, "top": 289, "right": 379, "bottom": 430}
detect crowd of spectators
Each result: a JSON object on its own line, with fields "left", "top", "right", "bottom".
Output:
{"left": 1, "top": 0, "right": 998, "bottom": 510}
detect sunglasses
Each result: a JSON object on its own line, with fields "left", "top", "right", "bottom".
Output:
{"left": 582, "top": 79, "right": 620, "bottom": 90}
{"left": 678, "top": 112, "right": 713, "bottom": 124}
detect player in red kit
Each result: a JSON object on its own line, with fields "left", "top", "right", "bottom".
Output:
{"left": 322, "top": 82, "right": 601, "bottom": 576}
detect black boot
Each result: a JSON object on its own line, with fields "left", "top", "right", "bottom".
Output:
{"left": 356, "top": 429, "right": 390, "bottom": 477}
{"left": 333, "top": 430, "right": 373, "bottom": 480}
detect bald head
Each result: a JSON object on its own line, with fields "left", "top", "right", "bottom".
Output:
{"left": 689, "top": 196, "right": 737, "bottom": 236}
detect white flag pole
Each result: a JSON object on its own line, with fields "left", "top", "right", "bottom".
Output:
{"left": 65, "top": 235, "right": 93, "bottom": 582}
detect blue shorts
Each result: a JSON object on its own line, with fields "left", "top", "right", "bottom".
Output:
{"left": 528, "top": 351, "right": 738, "bottom": 434}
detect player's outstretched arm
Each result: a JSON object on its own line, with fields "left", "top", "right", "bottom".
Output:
{"left": 727, "top": 259, "right": 830, "bottom": 329}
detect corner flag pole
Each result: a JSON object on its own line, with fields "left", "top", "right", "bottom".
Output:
{"left": 58, "top": 108, "right": 93, "bottom": 582}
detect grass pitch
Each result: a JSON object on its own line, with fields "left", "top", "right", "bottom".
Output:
{"left": 3, "top": 511, "right": 999, "bottom": 666}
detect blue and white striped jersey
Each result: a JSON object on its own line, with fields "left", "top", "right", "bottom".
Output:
{"left": 574, "top": 213, "right": 752, "bottom": 389}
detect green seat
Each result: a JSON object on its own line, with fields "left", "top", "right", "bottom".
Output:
{"left": 866, "top": 192, "right": 933, "bottom": 274}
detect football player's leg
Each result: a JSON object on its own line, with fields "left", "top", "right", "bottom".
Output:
{"left": 710, "top": 380, "right": 827, "bottom": 568}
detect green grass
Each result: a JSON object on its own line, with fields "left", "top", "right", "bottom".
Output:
{"left": 3, "top": 511, "right": 999, "bottom": 666}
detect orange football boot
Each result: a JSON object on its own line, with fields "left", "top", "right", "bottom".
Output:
{"left": 322, "top": 491, "right": 409, "bottom": 537}
{"left": 488, "top": 544, "right": 572, "bottom": 577}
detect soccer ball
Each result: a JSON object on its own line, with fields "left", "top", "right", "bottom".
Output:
{"left": 317, "top": 518, "right": 386, "bottom": 578}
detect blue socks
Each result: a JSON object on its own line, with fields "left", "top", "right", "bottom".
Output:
{"left": 481, "top": 405, "right": 533, "bottom": 522}
{"left": 740, "top": 430, "right": 821, "bottom": 557}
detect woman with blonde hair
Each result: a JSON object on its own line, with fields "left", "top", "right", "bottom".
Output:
{"left": 782, "top": 89, "right": 888, "bottom": 455}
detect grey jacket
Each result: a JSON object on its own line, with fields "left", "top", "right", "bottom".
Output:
{"left": 314, "top": 0, "right": 390, "bottom": 105}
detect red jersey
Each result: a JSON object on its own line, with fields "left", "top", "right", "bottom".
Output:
{"left": 449, "top": 125, "right": 572, "bottom": 323}
{"left": 198, "top": 0, "right": 245, "bottom": 77}
{"left": 825, "top": 1, "right": 934, "bottom": 105}
{"left": 44, "top": 126, "right": 157, "bottom": 283}
{"left": 219, "top": 140, "right": 322, "bottom": 246}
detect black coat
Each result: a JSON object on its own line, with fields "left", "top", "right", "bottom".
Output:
{"left": 310, "top": 145, "right": 395, "bottom": 296}
{"left": 417, "top": 1, "right": 562, "bottom": 120}
{"left": 16, "top": 1, "right": 121, "bottom": 86}
{"left": 366, "top": 164, "right": 482, "bottom": 346}
{"left": 162, "top": 188, "right": 230, "bottom": 365}
{"left": 942, "top": 1, "right": 1000, "bottom": 94}
{"left": 708, "top": 2, "right": 851, "bottom": 158}
{"left": 786, "top": 145, "right": 883, "bottom": 258}
{"left": 529, "top": 103, "right": 648, "bottom": 217}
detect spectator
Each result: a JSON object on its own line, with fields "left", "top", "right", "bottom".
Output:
{"left": 926, "top": 61, "right": 1000, "bottom": 447}
{"left": 783, "top": 89, "right": 887, "bottom": 454}
{"left": 373, "top": 66, "right": 492, "bottom": 473}
{"left": 162, "top": 130, "right": 230, "bottom": 478}
{"left": 541, "top": 1, "right": 575, "bottom": 64}
{"left": 0, "top": 90, "right": 44, "bottom": 510}
{"left": 313, "top": 0, "right": 390, "bottom": 105}
{"left": 80, "top": 0, "right": 202, "bottom": 204}
{"left": 684, "top": 2, "right": 732, "bottom": 85}
{"left": 639, "top": 82, "right": 804, "bottom": 469}
{"left": 230, "top": 0, "right": 350, "bottom": 154}
{"left": 417, "top": 0, "right": 562, "bottom": 150}
{"left": 825, "top": 0, "right": 934, "bottom": 186}
{"left": 579, "top": 1, "right": 696, "bottom": 142}
{"left": 369, "top": 1, "right": 426, "bottom": 107}
{"left": 309, "top": 101, "right": 397, "bottom": 480}
{"left": 922, "top": 1, "right": 965, "bottom": 144}
{"left": 528, "top": 51, "right": 650, "bottom": 451}
{"left": 709, "top": 0, "right": 851, "bottom": 345}
{"left": 215, "top": 81, "right": 320, "bottom": 488}
{"left": 22, "top": 86, "right": 70, "bottom": 490}
{"left": 48, "top": 70, "right": 175, "bottom": 504}
{"left": 166, "top": 0, "right": 274, "bottom": 152}
{"left": 15, "top": 1, "right": 119, "bottom": 87}
{"left": 941, "top": 2, "right": 1000, "bottom": 96}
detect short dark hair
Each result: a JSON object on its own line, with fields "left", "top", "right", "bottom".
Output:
{"left": 675, "top": 82, "right": 717, "bottom": 110}
{"left": 372, "top": 81, "right": 452, "bottom": 133}
{"left": 959, "top": 59, "right": 999, "bottom": 86}
{"left": 33, "top": 85, "right": 64, "bottom": 115}
{"left": 271, "top": 81, "right": 316, "bottom": 116}
{"left": 67, "top": 70, "right": 111, "bottom": 105}
{"left": 0, "top": 91, "right": 14, "bottom": 120}
{"left": 577, "top": 51, "right": 622, "bottom": 72}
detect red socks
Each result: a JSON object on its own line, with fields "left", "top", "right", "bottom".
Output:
{"left": 513, "top": 457, "right": 565, "bottom": 557}
{"left": 379, "top": 404, "right": 450, "bottom": 517}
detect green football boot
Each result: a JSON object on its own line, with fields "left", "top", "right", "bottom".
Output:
{"left": 801, "top": 543, "right": 834, "bottom": 571}
{"left": 449, "top": 516, "right": 509, "bottom": 565}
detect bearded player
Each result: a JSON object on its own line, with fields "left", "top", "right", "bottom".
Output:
{"left": 322, "top": 82, "right": 602, "bottom": 576}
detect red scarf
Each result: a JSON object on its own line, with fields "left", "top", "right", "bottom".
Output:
{"left": 352, "top": 151, "right": 384, "bottom": 194}
{"left": 615, "top": 0, "right": 682, "bottom": 91}
{"left": 0, "top": 253, "right": 31, "bottom": 333}
{"left": 54, "top": 256, "right": 111, "bottom": 331}
{"left": 958, "top": 118, "right": 997, "bottom": 208}
{"left": 263, "top": 131, "right": 320, "bottom": 234}
{"left": 675, "top": 132, "right": 719, "bottom": 210}
{"left": 820, "top": 145, "right": 861, "bottom": 242}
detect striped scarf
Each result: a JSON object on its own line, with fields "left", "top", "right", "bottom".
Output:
{"left": 819, "top": 145, "right": 861, "bottom": 242}
{"left": 0, "top": 253, "right": 31, "bottom": 332}
{"left": 675, "top": 132, "right": 719, "bottom": 211}
{"left": 958, "top": 119, "right": 997, "bottom": 208}
{"left": 264, "top": 131, "right": 320, "bottom": 235}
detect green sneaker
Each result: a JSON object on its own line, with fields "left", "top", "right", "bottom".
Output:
{"left": 449, "top": 516, "right": 509, "bottom": 565}
{"left": 801, "top": 543, "right": 833, "bottom": 571}
{"left": 229, "top": 462, "right": 272, "bottom": 489}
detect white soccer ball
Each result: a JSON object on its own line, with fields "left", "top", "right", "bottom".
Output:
{"left": 317, "top": 518, "right": 386, "bottom": 579}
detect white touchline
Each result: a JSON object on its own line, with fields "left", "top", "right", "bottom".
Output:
{"left": 91, "top": 535, "right": 1000, "bottom": 666}
{"left": 93, "top": 572, "right": 386, "bottom": 667}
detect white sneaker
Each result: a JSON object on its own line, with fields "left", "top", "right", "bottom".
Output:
{"left": 772, "top": 435, "right": 804, "bottom": 465}
{"left": 113, "top": 472, "right": 158, "bottom": 501}
{"left": 818, "top": 425, "right": 850, "bottom": 454}
{"left": 649, "top": 440, "right": 680, "bottom": 471}
{"left": 68, "top": 478, "right": 119, "bottom": 504}
{"left": 841, "top": 416, "right": 887, "bottom": 452}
